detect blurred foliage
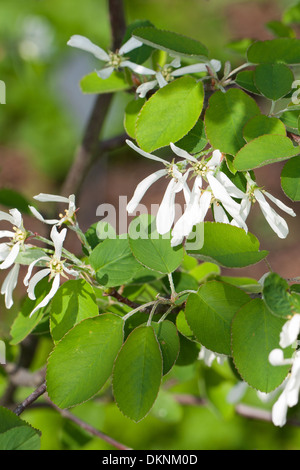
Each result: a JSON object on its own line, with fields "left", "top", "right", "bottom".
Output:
{"left": 1, "top": 0, "right": 300, "bottom": 451}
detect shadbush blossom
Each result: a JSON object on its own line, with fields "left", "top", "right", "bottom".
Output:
{"left": 29, "top": 193, "right": 77, "bottom": 226}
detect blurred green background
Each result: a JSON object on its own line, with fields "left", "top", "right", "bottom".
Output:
{"left": 1, "top": 0, "right": 300, "bottom": 450}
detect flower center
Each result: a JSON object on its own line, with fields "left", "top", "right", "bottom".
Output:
{"left": 192, "top": 161, "right": 208, "bottom": 176}
{"left": 108, "top": 52, "right": 123, "bottom": 68}
{"left": 161, "top": 66, "right": 174, "bottom": 82}
{"left": 49, "top": 257, "right": 64, "bottom": 277}
{"left": 12, "top": 227, "right": 27, "bottom": 244}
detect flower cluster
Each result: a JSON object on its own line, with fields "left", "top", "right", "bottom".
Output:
{"left": 0, "top": 194, "right": 80, "bottom": 315}
{"left": 126, "top": 141, "right": 296, "bottom": 246}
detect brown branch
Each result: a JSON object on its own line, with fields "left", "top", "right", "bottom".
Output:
{"left": 46, "top": 397, "right": 132, "bottom": 450}
{"left": 14, "top": 381, "right": 47, "bottom": 416}
{"left": 61, "top": 0, "right": 127, "bottom": 199}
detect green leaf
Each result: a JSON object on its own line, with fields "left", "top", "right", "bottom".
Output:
{"left": 204, "top": 88, "right": 261, "bottom": 156}
{"left": 124, "top": 98, "right": 146, "bottom": 139}
{"left": 128, "top": 215, "right": 184, "bottom": 274}
{"left": 152, "top": 321, "right": 180, "bottom": 375}
{"left": 243, "top": 115, "right": 286, "bottom": 142}
{"left": 89, "top": 236, "right": 141, "bottom": 287}
{"left": 234, "top": 134, "right": 299, "bottom": 170}
{"left": 133, "top": 27, "right": 208, "bottom": 58}
{"left": 10, "top": 278, "right": 52, "bottom": 345}
{"left": 247, "top": 38, "right": 300, "bottom": 64}
{"left": 280, "top": 109, "right": 300, "bottom": 132}
{"left": 174, "top": 119, "right": 208, "bottom": 154}
{"left": 283, "top": 2, "right": 300, "bottom": 24}
{"left": 80, "top": 71, "right": 131, "bottom": 94}
{"left": 263, "top": 272, "right": 300, "bottom": 319}
{"left": 281, "top": 155, "right": 300, "bottom": 201}
{"left": 50, "top": 279, "right": 99, "bottom": 344}
{"left": 46, "top": 314, "right": 124, "bottom": 408}
{"left": 187, "top": 222, "right": 268, "bottom": 268}
{"left": 235, "top": 70, "right": 260, "bottom": 95}
{"left": 185, "top": 281, "right": 250, "bottom": 355}
{"left": 0, "top": 407, "right": 40, "bottom": 450}
{"left": 231, "top": 299, "right": 291, "bottom": 392}
{"left": 136, "top": 76, "right": 204, "bottom": 152}
{"left": 112, "top": 325, "right": 162, "bottom": 422}
{"left": 254, "top": 63, "right": 294, "bottom": 101}
{"left": 266, "top": 20, "right": 296, "bottom": 39}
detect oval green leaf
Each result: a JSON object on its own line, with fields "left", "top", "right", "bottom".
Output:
{"left": 187, "top": 222, "right": 268, "bottom": 268}
{"left": 281, "top": 155, "right": 300, "bottom": 201}
{"left": 231, "top": 298, "right": 291, "bottom": 392}
{"left": 234, "top": 134, "right": 299, "bottom": 171}
{"left": 112, "top": 325, "right": 162, "bottom": 422}
{"left": 129, "top": 215, "right": 184, "bottom": 274}
{"left": 185, "top": 281, "right": 250, "bottom": 355}
{"left": 204, "top": 88, "right": 261, "bottom": 156}
{"left": 243, "top": 115, "right": 286, "bottom": 142}
{"left": 254, "top": 63, "right": 294, "bottom": 101}
{"left": 46, "top": 314, "right": 124, "bottom": 408}
{"left": 80, "top": 71, "right": 131, "bottom": 94}
{"left": 247, "top": 38, "right": 300, "bottom": 65}
{"left": 152, "top": 321, "right": 180, "bottom": 375}
{"left": 136, "top": 76, "right": 204, "bottom": 152}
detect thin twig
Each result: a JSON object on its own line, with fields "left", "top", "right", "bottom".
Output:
{"left": 14, "top": 381, "right": 47, "bottom": 416}
{"left": 46, "top": 397, "right": 132, "bottom": 450}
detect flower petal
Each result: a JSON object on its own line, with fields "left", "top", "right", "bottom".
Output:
{"left": 1, "top": 264, "right": 20, "bottom": 309}
{"left": 29, "top": 206, "right": 60, "bottom": 225}
{"left": 119, "top": 37, "right": 143, "bottom": 55}
{"left": 29, "top": 274, "right": 60, "bottom": 317}
{"left": 33, "top": 193, "right": 70, "bottom": 204}
{"left": 126, "top": 139, "right": 169, "bottom": 164}
{"left": 96, "top": 66, "right": 114, "bottom": 79}
{"left": 136, "top": 80, "right": 158, "bottom": 98}
{"left": 263, "top": 191, "right": 296, "bottom": 217}
{"left": 121, "top": 60, "right": 156, "bottom": 76}
{"left": 67, "top": 35, "right": 109, "bottom": 61}
{"left": 50, "top": 226, "right": 67, "bottom": 260}
{"left": 27, "top": 268, "right": 51, "bottom": 300}
{"left": 156, "top": 179, "right": 178, "bottom": 235}
{"left": 127, "top": 169, "right": 167, "bottom": 214}
{"left": 0, "top": 243, "right": 20, "bottom": 270}
{"left": 279, "top": 314, "right": 300, "bottom": 348}
{"left": 9, "top": 209, "right": 23, "bottom": 228}
{"left": 170, "top": 142, "right": 198, "bottom": 163}
{"left": 255, "top": 190, "right": 289, "bottom": 239}
{"left": 215, "top": 171, "right": 246, "bottom": 199}
{"left": 24, "top": 256, "right": 50, "bottom": 287}
{"left": 156, "top": 71, "right": 168, "bottom": 88}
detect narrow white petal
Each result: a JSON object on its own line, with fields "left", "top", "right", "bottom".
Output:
{"left": 0, "top": 243, "right": 20, "bottom": 270}
{"left": 263, "top": 191, "right": 296, "bottom": 217}
{"left": 216, "top": 172, "right": 246, "bottom": 199}
{"left": 33, "top": 193, "right": 70, "bottom": 203}
{"left": 27, "top": 268, "right": 51, "bottom": 300}
{"left": 213, "top": 202, "right": 230, "bottom": 223}
{"left": 279, "top": 314, "right": 300, "bottom": 348}
{"left": 156, "top": 71, "right": 168, "bottom": 88}
{"left": 29, "top": 206, "right": 60, "bottom": 225}
{"left": 9, "top": 209, "right": 22, "bottom": 228}
{"left": 136, "top": 80, "right": 158, "bottom": 98}
{"left": 272, "top": 391, "right": 288, "bottom": 427}
{"left": 0, "top": 243, "right": 10, "bottom": 261}
{"left": 29, "top": 274, "right": 60, "bottom": 317}
{"left": 255, "top": 190, "right": 289, "bottom": 238}
{"left": 126, "top": 139, "right": 169, "bottom": 164}
{"left": 170, "top": 142, "right": 198, "bottom": 163}
{"left": 127, "top": 169, "right": 167, "bottom": 214}
{"left": 1, "top": 264, "right": 20, "bottom": 309}
{"left": 169, "top": 56, "right": 181, "bottom": 68}
{"left": 209, "top": 59, "right": 222, "bottom": 72}
{"left": 269, "top": 348, "right": 292, "bottom": 366}
{"left": 208, "top": 150, "right": 223, "bottom": 168}
{"left": 121, "top": 61, "right": 156, "bottom": 75}
{"left": 156, "top": 179, "right": 178, "bottom": 235}
{"left": 67, "top": 35, "right": 109, "bottom": 61}
{"left": 119, "top": 37, "right": 143, "bottom": 55}
{"left": 240, "top": 197, "right": 252, "bottom": 221}
{"left": 23, "top": 256, "right": 50, "bottom": 286}
{"left": 51, "top": 226, "right": 67, "bottom": 260}
{"left": 171, "top": 63, "right": 208, "bottom": 76}
{"left": 96, "top": 66, "right": 114, "bottom": 79}
{"left": 0, "top": 211, "right": 14, "bottom": 225}
{"left": 0, "top": 231, "right": 15, "bottom": 239}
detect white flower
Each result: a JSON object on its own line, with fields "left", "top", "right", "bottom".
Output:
{"left": 29, "top": 194, "right": 76, "bottom": 226}
{"left": 126, "top": 140, "right": 195, "bottom": 235}
{"left": 170, "top": 149, "right": 248, "bottom": 246}
{"left": 269, "top": 348, "right": 300, "bottom": 427}
{"left": 198, "top": 346, "right": 226, "bottom": 367}
{"left": 279, "top": 314, "right": 300, "bottom": 349}
{"left": 67, "top": 35, "right": 156, "bottom": 79}
{"left": 136, "top": 57, "right": 221, "bottom": 98}
{"left": 240, "top": 178, "right": 296, "bottom": 239}
{"left": 23, "top": 225, "right": 77, "bottom": 317}
{"left": 0, "top": 209, "right": 27, "bottom": 270}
